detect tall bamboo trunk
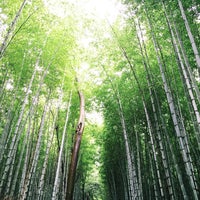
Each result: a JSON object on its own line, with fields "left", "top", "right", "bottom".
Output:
{"left": 134, "top": 14, "right": 174, "bottom": 199}
{"left": 52, "top": 91, "right": 72, "bottom": 200}
{"left": 144, "top": 3, "right": 198, "bottom": 198}
{"left": 116, "top": 90, "right": 139, "bottom": 199}
{"left": 20, "top": 97, "right": 49, "bottom": 200}
{"left": 0, "top": 0, "right": 27, "bottom": 58}
{"left": 0, "top": 59, "right": 39, "bottom": 195}
{"left": 163, "top": 1, "right": 200, "bottom": 148}
{"left": 135, "top": 129, "right": 143, "bottom": 200}
{"left": 177, "top": 0, "right": 200, "bottom": 74}
{"left": 37, "top": 115, "right": 56, "bottom": 200}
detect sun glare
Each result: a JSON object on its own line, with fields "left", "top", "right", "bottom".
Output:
{"left": 43, "top": 0, "right": 123, "bottom": 128}
{"left": 43, "top": 0, "right": 123, "bottom": 23}
{"left": 86, "top": 111, "right": 104, "bottom": 126}
{"left": 82, "top": 0, "right": 122, "bottom": 23}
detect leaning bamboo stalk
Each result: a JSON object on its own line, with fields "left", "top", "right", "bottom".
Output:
{"left": 152, "top": 63, "right": 189, "bottom": 199}
{"left": 111, "top": 28, "right": 164, "bottom": 198}
{"left": 143, "top": 3, "right": 198, "bottom": 198}
{"left": 177, "top": 0, "right": 200, "bottom": 74}
{"left": 20, "top": 98, "right": 49, "bottom": 200}
{"left": 134, "top": 14, "right": 174, "bottom": 198}
{"left": 36, "top": 112, "right": 56, "bottom": 199}
{"left": 0, "top": 66, "right": 9, "bottom": 104}
{"left": 161, "top": 113, "right": 189, "bottom": 199}
{"left": 0, "top": 59, "right": 38, "bottom": 194}
{"left": 10, "top": 116, "right": 32, "bottom": 198}
{"left": 0, "top": 50, "right": 27, "bottom": 163}
{"left": 66, "top": 91, "right": 85, "bottom": 200}
{"left": 173, "top": 20, "right": 200, "bottom": 104}
{"left": 116, "top": 89, "right": 138, "bottom": 200}
{"left": 135, "top": 128, "right": 143, "bottom": 200}
{"left": 163, "top": 1, "right": 200, "bottom": 148}
{"left": 0, "top": 0, "right": 27, "bottom": 58}
{"left": 102, "top": 63, "right": 140, "bottom": 199}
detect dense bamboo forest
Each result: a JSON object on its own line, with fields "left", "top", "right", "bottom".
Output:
{"left": 0, "top": 0, "right": 200, "bottom": 199}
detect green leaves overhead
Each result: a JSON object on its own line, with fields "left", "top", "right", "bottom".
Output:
{"left": 0, "top": 0, "right": 200, "bottom": 199}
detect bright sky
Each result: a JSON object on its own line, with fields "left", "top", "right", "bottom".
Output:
{"left": 43, "top": 0, "right": 123, "bottom": 23}
{"left": 86, "top": 111, "right": 104, "bottom": 126}
{"left": 43, "top": 0, "right": 126, "bottom": 52}
{"left": 43, "top": 0, "right": 124, "bottom": 126}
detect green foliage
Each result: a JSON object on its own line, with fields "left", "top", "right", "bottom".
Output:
{"left": 0, "top": 0, "right": 200, "bottom": 199}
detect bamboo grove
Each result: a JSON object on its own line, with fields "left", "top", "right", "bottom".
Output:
{"left": 0, "top": 0, "right": 200, "bottom": 199}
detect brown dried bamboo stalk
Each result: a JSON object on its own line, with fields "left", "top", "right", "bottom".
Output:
{"left": 66, "top": 91, "right": 85, "bottom": 200}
